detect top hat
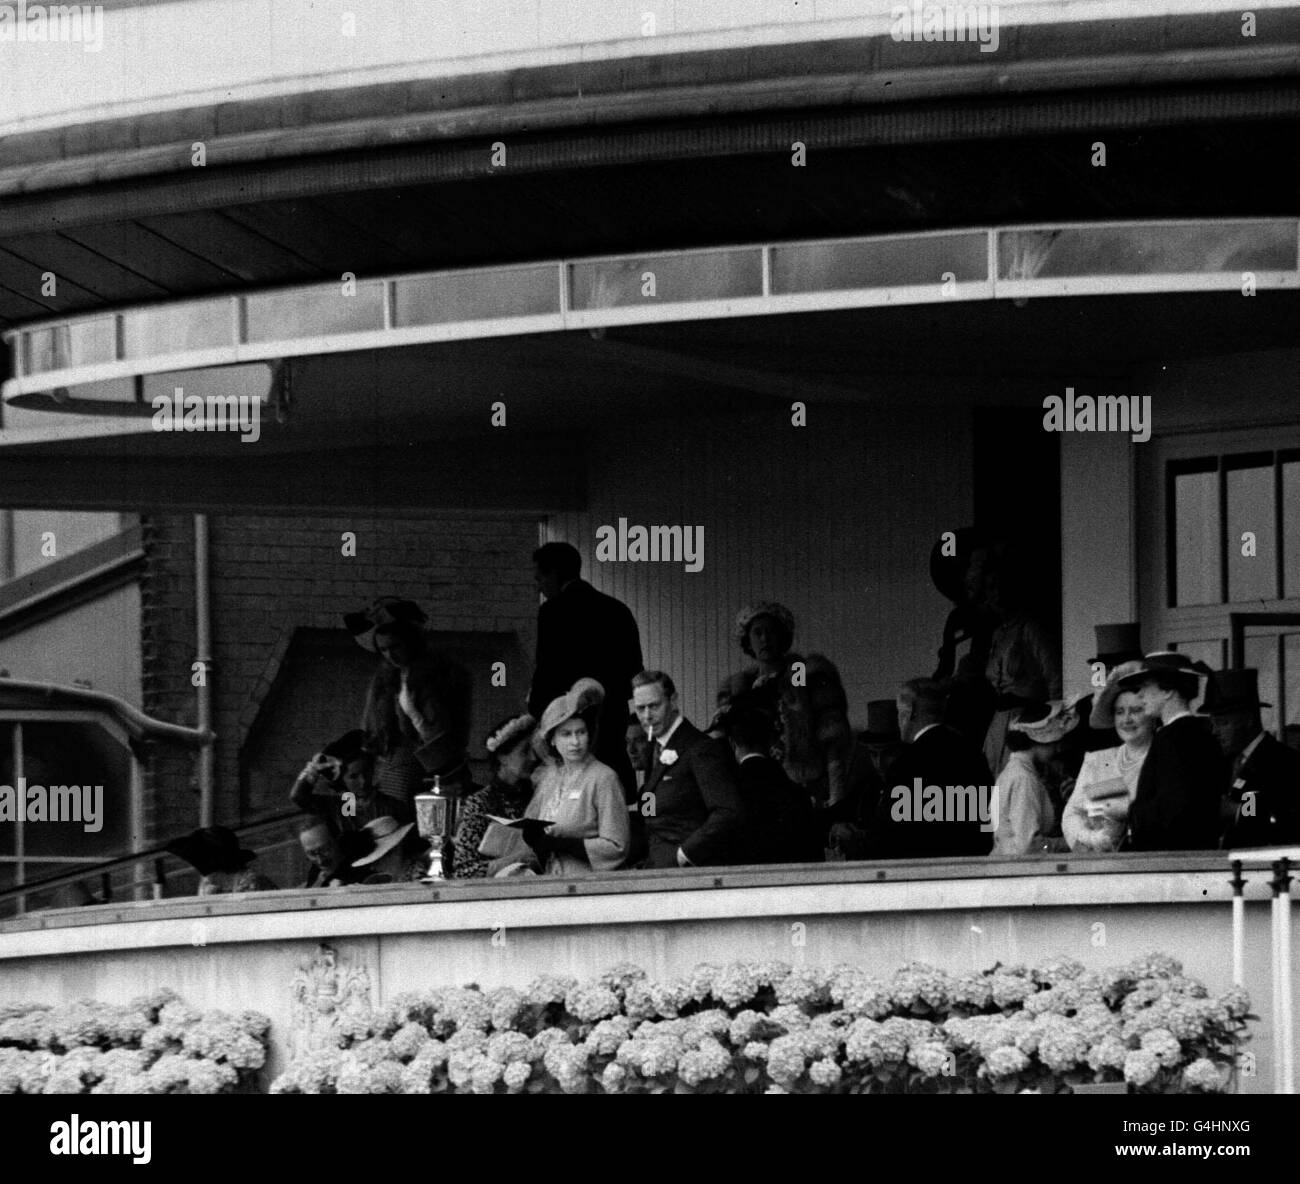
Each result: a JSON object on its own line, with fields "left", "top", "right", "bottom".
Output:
{"left": 344, "top": 597, "right": 427, "bottom": 652}
{"left": 534, "top": 678, "right": 606, "bottom": 761}
{"left": 1201, "top": 668, "right": 1271, "bottom": 715}
{"left": 166, "top": 826, "right": 257, "bottom": 877}
{"left": 1089, "top": 623, "right": 1143, "bottom": 666}
{"left": 350, "top": 816, "right": 415, "bottom": 868}
{"left": 861, "top": 700, "right": 901, "bottom": 744}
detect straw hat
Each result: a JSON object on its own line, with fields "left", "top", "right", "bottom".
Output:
{"left": 350, "top": 816, "right": 415, "bottom": 867}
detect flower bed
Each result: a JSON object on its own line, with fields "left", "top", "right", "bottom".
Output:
{"left": 271, "top": 954, "right": 1252, "bottom": 1094}
{"left": 0, "top": 991, "right": 270, "bottom": 1094}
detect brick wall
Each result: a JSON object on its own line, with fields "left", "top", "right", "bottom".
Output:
{"left": 141, "top": 512, "right": 541, "bottom": 842}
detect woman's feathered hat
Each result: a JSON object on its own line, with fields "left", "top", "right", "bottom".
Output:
{"left": 344, "top": 597, "right": 427, "bottom": 652}
{"left": 734, "top": 601, "right": 795, "bottom": 656}
{"left": 1008, "top": 700, "right": 1079, "bottom": 745}
{"left": 486, "top": 713, "right": 536, "bottom": 756}
{"left": 533, "top": 678, "right": 605, "bottom": 761}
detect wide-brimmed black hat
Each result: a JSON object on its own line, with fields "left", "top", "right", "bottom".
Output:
{"left": 166, "top": 826, "right": 257, "bottom": 876}
{"left": 344, "top": 597, "right": 427, "bottom": 652}
{"left": 1201, "top": 668, "right": 1271, "bottom": 715}
{"left": 321, "top": 729, "right": 370, "bottom": 763}
{"left": 1117, "top": 651, "right": 1212, "bottom": 692}
{"left": 1089, "top": 623, "right": 1143, "bottom": 666}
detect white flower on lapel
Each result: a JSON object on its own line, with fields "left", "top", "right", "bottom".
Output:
{"left": 659, "top": 748, "right": 679, "bottom": 767}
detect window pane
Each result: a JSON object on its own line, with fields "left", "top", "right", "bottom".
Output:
{"left": 1171, "top": 638, "right": 1225, "bottom": 674}
{"left": 1226, "top": 463, "right": 1276, "bottom": 602}
{"left": 1284, "top": 462, "right": 1300, "bottom": 599}
{"left": 999, "top": 222, "right": 1296, "bottom": 280}
{"left": 1242, "top": 634, "right": 1279, "bottom": 736}
{"left": 245, "top": 282, "right": 384, "bottom": 342}
{"left": 1173, "top": 468, "right": 1220, "bottom": 606}
{"left": 772, "top": 233, "right": 986, "bottom": 294}
{"left": 395, "top": 266, "right": 558, "bottom": 326}
{"left": 569, "top": 249, "right": 763, "bottom": 310}
{"left": 1284, "top": 633, "right": 1300, "bottom": 733}
{"left": 11, "top": 511, "right": 123, "bottom": 579}
{"left": 122, "top": 299, "right": 232, "bottom": 358}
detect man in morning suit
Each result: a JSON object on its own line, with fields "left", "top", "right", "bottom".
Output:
{"left": 632, "top": 669, "right": 748, "bottom": 868}
{"left": 1204, "top": 668, "right": 1300, "bottom": 848}
{"left": 529, "top": 541, "right": 644, "bottom": 798}
{"left": 869, "top": 678, "right": 994, "bottom": 859}
{"left": 1121, "top": 652, "right": 1228, "bottom": 851}
{"left": 720, "top": 700, "right": 818, "bottom": 863}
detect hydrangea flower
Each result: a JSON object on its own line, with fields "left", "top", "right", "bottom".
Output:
{"left": 1220, "top": 986, "right": 1251, "bottom": 1020}
{"left": 390, "top": 1022, "right": 431, "bottom": 1062}
{"left": 677, "top": 1037, "right": 732, "bottom": 1088}
{"left": 1182, "top": 1058, "right": 1226, "bottom": 1092}
{"left": 525, "top": 975, "right": 578, "bottom": 1007}
{"left": 486, "top": 987, "right": 527, "bottom": 1032}
{"left": 1125, "top": 953, "right": 1183, "bottom": 981}
{"left": 775, "top": 966, "right": 831, "bottom": 1008}
{"left": 586, "top": 1016, "right": 635, "bottom": 1057}
{"left": 1031, "top": 956, "right": 1085, "bottom": 986}
{"left": 487, "top": 1031, "right": 533, "bottom": 1065}
{"left": 469, "top": 1057, "right": 504, "bottom": 1094}
{"left": 764, "top": 1034, "right": 807, "bottom": 1088}
{"left": 1122, "top": 1049, "right": 1161, "bottom": 1087}
{"left": 1037, "top": 1023, "right": 1090, "bottom": 1073}
{"left": 909, "top": 1042, "right": 955, "bottom": 1078}
{"left": 982, "top": 1046, "right": 1030, "bottom": 1079}
{"left": 742, "top": 1041, "right": 769, "bottom": 1062}
{"left": 1085, "top": 1035, "right": 1129, "bottom": 1073}
{"left": 599, "top": 1062, "right": 626, "bottom": 1093}
{"left": 948, "top": 973, "right": 994, "bottom": 1012}
{"left": 648, "top": 981, "right": 692, "bottom": 1019}
{"left": 598, "top": 963, "right": 648, "bottom": 999}
{"left": 989, "top": 974, "right": 1036, "bottom": 1009}
{"left": 713, "top": 963, "right": 762, "bottom": 1009}
{"left": 808, "top": 1058, "right": 842, "bottom": 1088}
{"left": 729, "top": 1010, "right": 767, "bottom": 1047}
{"left": 1139, "top": 1027, "right": 1183, "bottom": 1069}
{"left": 769, "top": 1005, "right": 811, "bottom": 1033}
{"left": 622, "top": 981, "right": 658, "bottom": 1021}
{"left": 564, "top": 982, "right": 621, "bottom": 1023}
{"left": 503, "top": 1060, "right": 532, "bottom": 1092}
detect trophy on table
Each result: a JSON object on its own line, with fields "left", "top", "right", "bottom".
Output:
{"left": 414, "top": 775, "right": 456, "bottom": 881}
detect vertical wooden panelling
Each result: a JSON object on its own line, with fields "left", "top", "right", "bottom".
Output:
{"left": 547, "top": 405, "right": 973, "bottom": 727}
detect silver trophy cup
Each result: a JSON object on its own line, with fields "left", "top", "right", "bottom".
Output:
{"left": 414, "top": 775, "right": 455, "bottom": 881}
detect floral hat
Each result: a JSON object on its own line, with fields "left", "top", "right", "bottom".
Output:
{"left": 343, "top": 597, "right": 427, "bottom": 652}
{"left": 734, "top": 601, "right": 795, "bottom": 656}
{"left": 1007, "top": 700, "right": 1079, "bottom": 745}
{"left": 534, "top": 678, "right": 605, "bottom": 761}
{"left": 1088, "top": 659, "right": 1146, "bottom": 730}
{"left": 485, "top": 713, "right": 536, "bottom": 756}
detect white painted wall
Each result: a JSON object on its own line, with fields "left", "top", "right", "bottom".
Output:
{"left": 547, "top": 405, "right": 972, "bottom": 729}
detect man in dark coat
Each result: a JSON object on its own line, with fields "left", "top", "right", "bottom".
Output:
{"left": 1204, "top": 668, "right": 1300, "bottom": 848}
{"left": 632, "top": 670, "right": 748, "bottom": 868}
{"left": 1122, "top": 653, "right": 1229, "bottom": 851}
{"left": 869, "top": 678, "right": 994, "bottom": 859}
{"left": 719, "top": 699, "right": 818, "bottom": 863}
{"left": 528, "top": 542, "right": 644, "bottom": 796}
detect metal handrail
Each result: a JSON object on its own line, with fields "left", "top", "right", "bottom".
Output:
{"left": 0, "top": 809, "right": 303, "bottom": 905}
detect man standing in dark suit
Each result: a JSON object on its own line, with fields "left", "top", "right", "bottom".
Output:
{"left": 1204, "top": 668, "right": 1300, "bottom": 848}
{"left": 528, "top": 542, "right": 644, "bottom": 798}
{"left": 719, "top": 701, "right": 818, "bottom": 863}
{"left": 869, "top": 678, "right": 994, "bottom": 859}
{"left": 1121, "top": 653, "right": 1228, "bottom": 851}
{"left": 632, "top": 670, "right": 748, "bottom": 868}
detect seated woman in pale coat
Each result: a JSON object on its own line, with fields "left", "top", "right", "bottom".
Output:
{"left": 1063, "top": 661, "right": 1155, "bottom": 853}
{"left": 515, "top": 678, "right": 630, "bottom": 877}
